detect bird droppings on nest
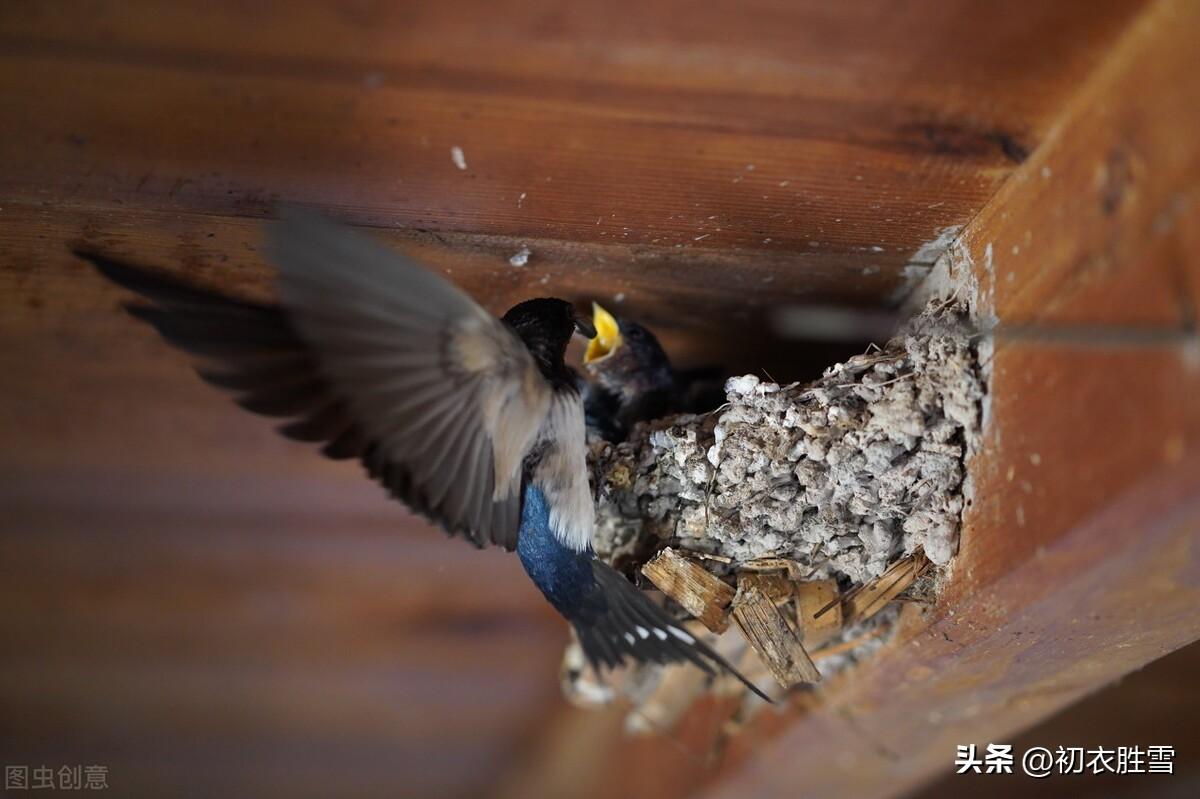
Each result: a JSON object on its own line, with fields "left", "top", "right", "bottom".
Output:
{"left": 573, "top": 298, "right": 983, "bottom": 716}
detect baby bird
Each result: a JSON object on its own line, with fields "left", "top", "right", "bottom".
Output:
{"left": 583, "top": 302, "right": 725, "bottom": 441}
{"left": 77, "top": 211, "right": 767, "bottom": 701}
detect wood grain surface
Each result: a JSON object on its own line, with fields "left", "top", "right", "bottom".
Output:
{"left": 0, "top": 1, "right": 1185, "bottom": 798}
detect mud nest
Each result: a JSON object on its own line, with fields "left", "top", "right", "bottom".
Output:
{"left": 590, "top": 300, "right": 985, "bottom": 587}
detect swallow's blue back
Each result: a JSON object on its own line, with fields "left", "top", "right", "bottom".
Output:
{"left": 516, "top": 484, "right": 594, "bottom": 618}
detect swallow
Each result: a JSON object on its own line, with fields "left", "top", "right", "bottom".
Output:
{"left": 582, "top": 302, "right": 726, "bottom": 441}
{"left": 76, "top": 212, "right": 768, "bottom": 701}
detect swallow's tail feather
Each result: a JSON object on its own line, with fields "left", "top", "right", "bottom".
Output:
{"left": 575, "top": 560, "right": 773, "bottom": 703}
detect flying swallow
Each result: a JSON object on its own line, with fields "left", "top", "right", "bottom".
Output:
{"left": 583, "top": 302, "right": 726, "bottom": 441}
{"left": 76, "top": 212, "right": 768, "bottom": 701}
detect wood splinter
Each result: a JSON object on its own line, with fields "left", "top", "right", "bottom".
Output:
{"left": 736, "top": 571, "right": 795, "bottom": 606}
{"left": 736, "top": 557, "right": 800, "bottom": 575}
{"left": 814, "top": 551, "right": 932, "bottom": 626}
{"left": 795, "top": 578, "right": 842, "bottom": 649}
{"left": 731, "top": 578, "right": 821, "bottom": 688}
{"left": 844, "top": 551, "right": 931, "bottom": 624}
{"left": 641, "top": 547, "right": 735, "bottom": 633}
{"left": 640, "top": 547, "right": 928, "bottom": 691}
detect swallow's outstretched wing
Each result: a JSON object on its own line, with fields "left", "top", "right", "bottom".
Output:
{"left": 76, "top": 213, "right": 550, "bottom": 550}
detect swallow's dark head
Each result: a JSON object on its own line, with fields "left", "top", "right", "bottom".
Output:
{"left": 503, "top": 297, "right": 595, "bottom": 384}
{"left": 582, "top": 302, "right": 674, "bottom": 398}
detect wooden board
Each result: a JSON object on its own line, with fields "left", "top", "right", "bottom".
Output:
{"left": 0, "top": 1, "right": 1147, "bottom": 377}
{"left": 499, "top": 1, "right": 1200, "bottom": 796}
{"left": 697, "top": 1, "right": 1200, "bottom": 796}
{"left": 0, "top": 2, "right": 1183, "bottom": 798}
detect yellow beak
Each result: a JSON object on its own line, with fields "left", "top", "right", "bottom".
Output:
{"left": 584, "top": 302, "right": 622, "bottom": 364}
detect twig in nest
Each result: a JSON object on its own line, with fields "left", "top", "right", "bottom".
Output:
{"left": 731, "top": 580, "right": 820, "bottom": 688}
{"left": 833, "top": 371, "right": 915, "bottom": 390}
{"left": 683, "top": 550, "right": 733, "bottom": 564}
{"left": 703, "top": 460, "right": 719, "bottom": 530}
{"left": 846, "top": 552, "right": 931, "bottom": 624}
{"left": 813, "top": 552, "right": 931, "bottom": 624}
{"left": 642, "top": 548, "right": 734, "bottom": 633}
{"left": 736, "top": 557, "right": 799, "bottom": 574}
{"left": 704, "top": 401, "right": 732, "bottom": 418}
{"left": 794, "top": 578, "right": 841, "bottom": 649}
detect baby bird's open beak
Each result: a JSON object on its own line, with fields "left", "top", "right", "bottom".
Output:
{"left": 584, "top": 302, "right": 623, "bottom": 365}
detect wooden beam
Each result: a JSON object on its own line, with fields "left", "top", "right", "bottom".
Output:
{"left": 0, "top": 3, "right": 1188, "bottom": 798}
{"left": 698, "top": 1, "right": 1200, "bottom": 796}
{"left": 0, "top": 0, "right": 1146, "bottom": 320}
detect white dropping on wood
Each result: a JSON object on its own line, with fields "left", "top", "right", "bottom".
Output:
{"left": 508, "top": 247, "right": 531, "bottom": 267}
{"left": 450, "top": 146, "right": 468, "bottom": 170}
{"left": 910, "top": 225, "right": 963, "bottom": 265}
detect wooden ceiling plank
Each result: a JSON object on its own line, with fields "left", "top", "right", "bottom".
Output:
{"left": 684, "top": 2, "right": 1200, "bottom": 797}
